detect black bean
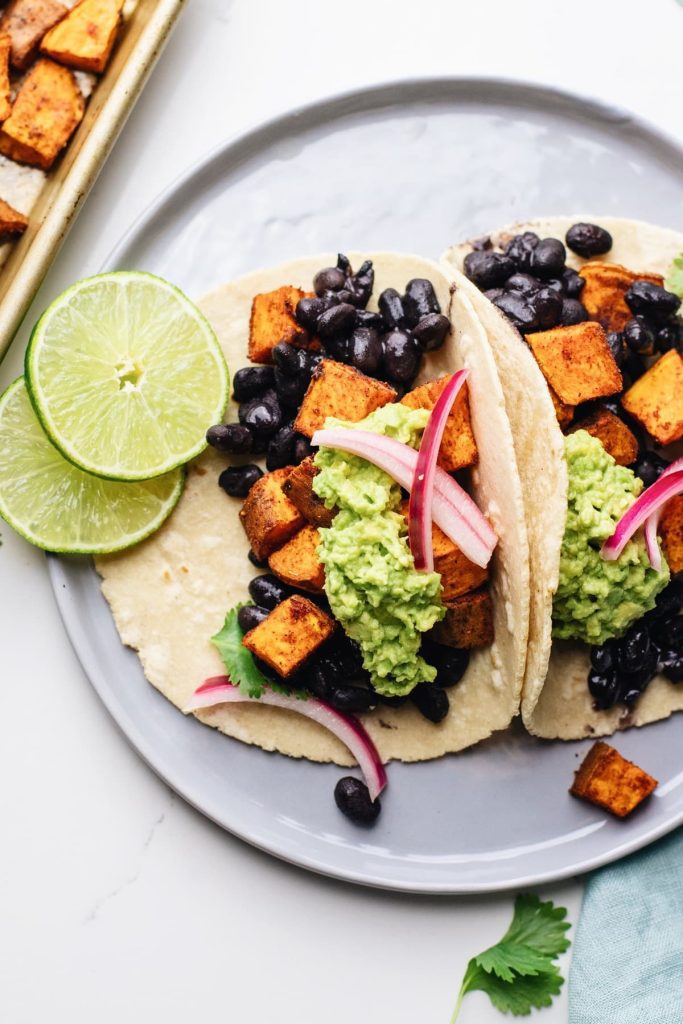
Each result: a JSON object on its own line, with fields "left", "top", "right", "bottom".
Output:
{"left": 559, "top": 298, "right": 588, "bottom": 326}
{"left": 323, "top": 335, "right": 351, "bottom": 363}
{"left": 625, "top": 281, "right": 681, "bottom": 323}
{"left": 606, "top": 331, "right": 626, "bottom": 367}
{"left": 471, "top": 236, "right": 492, "bottom": 251}
{"left": 530, "top": 286, "right": 563, "bottom": 329}
{"left": 616, "top": 626, "right": 652, "bottom": 673}
{"left": 206, "top": 423, "right": 253, "bottom": 454}
{"left": 504, "top": 272, "right": 541, "bottom": 296}
{"left": 248, "top": 574, "right": 292, "bottom": 609}
{"left": 274, "top": 367, "right": 308, "bottom": 409}
{"left": 316, "top": 302, "right": 356, "bottom": 338}
{"left": 334, "top": 635, "right": 365, "bottom": 679}
{"left": 349, "top": 260, "right": 374, "bottom": 308}
{"left": 378, "top": 288, "right": 407, "bottom": 329}
{"left": 530, "top": 237, "right": 566, "bottom": 279}
{"left": 463, "top": 251, "right": 515, "bottom": 290}
{"left": 336, "top": 288, "right": 357, "bottom": 306}
{"left": 590, "top": 642, "right": 615, "bottom": 673}
{"left": 355, "top": 309, "right": 384, "bottom": 331}
{"left": 293, "top": 434, "right": 314, "bottom": 464}
{"left": 232, "top": 366, "right": 276, "bottom": 402}
{"left": 348, "top": 326, "right": 383, "bottom": 375}
{"left": 618, "top": 661, "right": 657, "bottom": 703}
{"left": 403, "top": 278, "right": 441, "bottom": 326}
{"left": 656, "top": 322, "right": 682, "bottom": 353}
{"left": 218, "top": 464, "right": 263, "bottom": 498}
{"left": 651, "top": 615, "right": 683, "bottom": 651}
{"left": 266, "top": 422, "right": 296, "bottom": 471}
{"left": 503, "top": 231, "right": 540, "bottom": 272}
{"left": 273, "top": 342, "right": 307, "bottom": 375}
{"left": 622, "top": 348, "right": 646, "bottom": 383}
{"left": 588, "top": 668, "right": 620, "bottom": 710}
{"left": 632, "top": 451, "right": 669, "bottom": 488}
{"left": 238, "top": 389, "right": 282, "bottom": 437}
{"left": 545, "top": 278, "right": 565, "bottom": 295}
{"left": 295, "top": 296, "right": 325, "bottom": 332}
{"left": 378, "top": 693, "right": 409, "bottom": 708}
{"left": 327, "top": 684, "right": 374, "bottom": 713}
{"left": 410, "top": 682, "right": 449, "bottom": 723}
{"left": 382, "top": 330, "right": 420, "bottom": 382}
{"left": 248, "top": 548, "right": 268, "bottom": 568}
{"left": 660, "top": 654, "right": 683, "bottom": 685}
{"left": 423, "top": 642, "right": 470, "bottom": 687}
{"left": 562, "top": 267, "right": 586, "bottom": 297}
{"left": 336, "top": 253, "right": 352, "bottom": 275}
{"left": 412, "top": 313, "right": 450, "bottom": 351}
{"left": 334, "top": 777, "right": 381, "bottom": 825}
{"left": 623, "top": 317, "right": 655, "bottom": 355}
{"left": 252, "top": 656, "right": 279, "bottom": 681}
{"left": 565, "top": 222, "right": 613, "bottom": 258}
{"left": 237, "top": 605, "right": 269, "bottom": 632}
{"left": 654, "top": 580, "right": 683, "bottom": 619}
{"left": 313, "top": 266, "right": 346, "bottom": 296}
{"left": 484, "top": 288, "right": 505, "bottom": 302}
{"left": 492, "top": 292, "right": 539, "bottom": 332}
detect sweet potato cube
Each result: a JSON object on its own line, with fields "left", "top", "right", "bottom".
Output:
{"left": 621, "top": 350, "right": 683, "bottom": 446}
{"left": 430, "top": 588, "right": 493, "bottom": 649}
{"left": 578, "top": 262, "right": 664, "bottom": 332}
{"left": 268, "top": 525, "right": 325, "bottom": 593}
{"left": 570, "top": 741, "right": 657, "bottom": 818}
{"left": 400, "top": 375, "right": 477, "bottom": 472}
{"left": 242, "top": 595, "right": 335, "bottom": 678}
{"left": 526, "top": 321, "right": 622, "bottom": 406}
{"left": 400, "top": 500, "right": 487, "bottom": 601}
{"left": 281, "top": 456, "right": 335, "bottom": 528}
{"left": 248, "top": 285, "right": 308, "bottom": 363}
{"left": 239, "top": 467, "right": 305, "bottom": 562}
{"left": 0, "top": 197, "right": 27, "bottom": 238}
{"left": 660, "top": 496, "right": 683, "bottom": 575}
{"left": 0, "top": 33, "right": 11, "bottom": 121}
{"left": 0, "top": 0, "right": 67, "bottom": 70}
{"left": 294, "top": 360, "right": 396, "bottom": 438}
{"left": 549, "top": 386, "right": 574, "bottom": 430}
{"left": 569, "top": 409, "right": 639, "bottom": 466}
{"left": 0, "top": 58, "right": 84, "bottom": 169}
{"left": 41, "top": 0, "right": 123, "bottom": 74}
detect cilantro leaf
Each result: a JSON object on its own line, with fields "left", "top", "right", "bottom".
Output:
{"left": 665, "top": 253, "right": 683, "bottom": 298}
{"left": 211, "top": 604, "right": 269, "bottom": 698}
{"left": 450, "top": 895, "right": 571, "bottom": 1021}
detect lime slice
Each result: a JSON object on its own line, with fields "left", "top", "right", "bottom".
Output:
{"left": 25, "top": 271, "right": 228, "bottom": 480}
{"left": 0, "top": 378, "right": 184, "bottom": 554}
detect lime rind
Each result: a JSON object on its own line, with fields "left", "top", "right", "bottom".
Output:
{"left": 0, "top": 378, "right": 185, "bottom": 554}
{"left": 25, "top": 271, "right": 229, "bottom": 482}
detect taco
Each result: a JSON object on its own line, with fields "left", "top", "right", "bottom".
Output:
{"left": 443, "top": 217, "right": 683, "bottom": 740}
{"left": 97, "top": 252, "right": 530, "bottom": 795}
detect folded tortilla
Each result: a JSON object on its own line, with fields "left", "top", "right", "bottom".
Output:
{"left": 442, "top": 217, "right": 683, "bottom": 740}
{"left": 97, "top": 252, "right": 530, "bottom": 765}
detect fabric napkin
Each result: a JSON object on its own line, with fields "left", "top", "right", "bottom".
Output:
{"left": 569, "top": 828, "right": 683, "bottom": 1022}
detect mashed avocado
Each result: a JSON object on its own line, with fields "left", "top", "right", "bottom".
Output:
{"left": 313, "top": 403, "right": 445, "bottom": 697}
{"left": 552, "top": 431, "right": 669, "bottom": 645}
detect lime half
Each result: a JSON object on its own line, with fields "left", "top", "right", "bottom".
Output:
{"left": 25, "top": 272, "right": 228, "bottom": 480}
{"left": 0, "top": 379, "right": 184, "bottom": 553}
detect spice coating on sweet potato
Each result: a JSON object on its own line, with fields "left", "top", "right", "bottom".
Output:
{"left": 242, "top": 594, "right": 335, "bottom": 677}
{"left": 621, "top": 349, "right": 683, "bottom": 446}
{"left": 548, "top": 385, "right": 574, "bottom": 430}
{"left": 0, "top": 0, "right": 67, "bottom": 71}
{"left": 430, "top": 588, "right": 493, "bottom": 649}
{"left": 570, "top": 741, "right": 657, "bottom": 817}
{"left": 41, "top": 0, "right": 124, "bottom": 74}
{"left": 400, "top": 375, "right": 478, "bottom": 472}
{"left": 248, "top": 285, "right": 308, "bottom": 364}
{"left": 0, "top": 196, "right": 28, "bottom": 238}
{"left": 239, "top": 467, "right": 304, "bottom": 562}
{"left": 0, "top": 58, "right": 84, "bottom": 169}
{"left": 526, "top": 321, "right": 623, "bottom": 406}
{"left": 268, "top": 524, "right": 325, "bottom": 593}
{"left": 660, "top": 496, "right": 683, "bottom": 575}
{"left": 568, "top": 409, "right": 639, "bottom": 466}
{"left": 281, "top": 456, "right": 335, "bottom": 527}
{"left": 294, "top": 360, "right": 396, "bottom": 438}
{"left": 0, "top": 33, "right": 12, "bottom": 122}
{"left": 578, "top": 262, "right": 664, "bottom": 332}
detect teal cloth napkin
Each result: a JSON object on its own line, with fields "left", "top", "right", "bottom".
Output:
{"left": 569, "top": 828, "right": 683, "bottom": 1022}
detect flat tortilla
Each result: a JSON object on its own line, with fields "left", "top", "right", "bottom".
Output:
{"left": 97, "top": 253, "right": 530, "bottom": 764}
{"left": 443, "top": 216, "right": 683, "bottom": 740}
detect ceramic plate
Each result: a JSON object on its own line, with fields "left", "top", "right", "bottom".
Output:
{"left": 49, "top": 78, "right": 683, "bottom": 893}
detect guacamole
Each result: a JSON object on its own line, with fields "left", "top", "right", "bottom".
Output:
{"left": 552, "top": 431, "right": 669, "bottom": 645}
{"left": 313, "top": 403, "right": 445, "bottom": 697}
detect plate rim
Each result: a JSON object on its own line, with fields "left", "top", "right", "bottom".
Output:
{"left": 48, "top": 76, "right": 683, "bottom": 894}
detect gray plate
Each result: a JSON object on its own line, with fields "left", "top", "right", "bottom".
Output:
{"left": 49, "top": 79, "right": 683, "bottom": 893}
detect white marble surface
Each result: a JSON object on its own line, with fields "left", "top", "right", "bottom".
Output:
{"left": 1, "top": 0, "right": 682, "bottom": 1020}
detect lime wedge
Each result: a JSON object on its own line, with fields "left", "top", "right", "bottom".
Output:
{"left": 0, "top": 378, "right": 184, "bottom": 553}
{"left": 25, "top": 271, "right": 228, "bottom": 480}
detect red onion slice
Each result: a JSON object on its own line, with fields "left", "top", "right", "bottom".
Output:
{"left": 409, "top": 370, "right": 469, "bottom": 571}
{"left": 643, "top": 458, "right": 683, "bottom": 570}
{"left": 312, "top": 427, "right": 496, "bottom": 567}
{"left": 185, "top": 677, "right": 387, "bottom": 801}
{"left": 602, "top": 464, "right": 683, "bottom": 564}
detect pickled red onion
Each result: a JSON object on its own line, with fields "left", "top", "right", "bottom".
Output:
{"left": 602, "top": 462, "right": 683, "bottom": 565}
{"left": 642, "top": 458, "right": 683, "bottom": 570}
{"left": 185, "top": 677, "right": 387, "bottom": 801}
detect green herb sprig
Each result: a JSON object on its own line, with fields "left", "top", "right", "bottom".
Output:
{"left": 211, "top": 603, "right": 289, "bottom": 698}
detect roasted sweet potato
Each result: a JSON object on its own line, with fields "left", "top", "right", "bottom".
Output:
{"left": 660, "top": 496, "right": 683, "bottom": 575}
{"left": 281, "top": 456, "right": 335, "bottom": 528}
{"left": 399, "top": 500, "right": 487, "bottom": 601}
{"left": 526, "top": 321, "right": 622, "bottom": 406}
{"left": 0, "top": 0, "right": 67, "bottom": 70}
{"left": 268, "top": 525, "right": 325, "bottom": 593}
{"left": 41, "top": 0, "right": 123, "bottom": 74}
{"left": 248, "top": 285, "right": 309, "bottom": 364}
{"left": 242, "top": 594, "right": 335, "bottom": 678}
{"left": 570, "top": 741, "right": 657, "bottom": 818}
{"left": 400, "top": 375, "right": 477, "bottom": 472}
{"left": 578, "top": 262, "right": 664, "bottom": 332}
{"left": 621, "top": 350, "right": 683, "bottom": 446}
{"left": 569, "top": 409, "right": 639, "bottom": 466}
{"left": 0, "top": 33, "right": 11, "bottom": 122}
{"left": 239, "top": 467, "right": 304, "bottom": 562}
{"left": 0, "top": 197, "right": 27, "bottom": 239}
{"left": 548, "top": 385, "right": 574, "bottom": 430}
{"left": 0, "top": 58, "right": 84, "bottom": 169}
{"left": 430, "top": 588, "right": 493, "bottom": 649}
{"left": 294, "top": 360, "right": 396, "bottom": 438}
